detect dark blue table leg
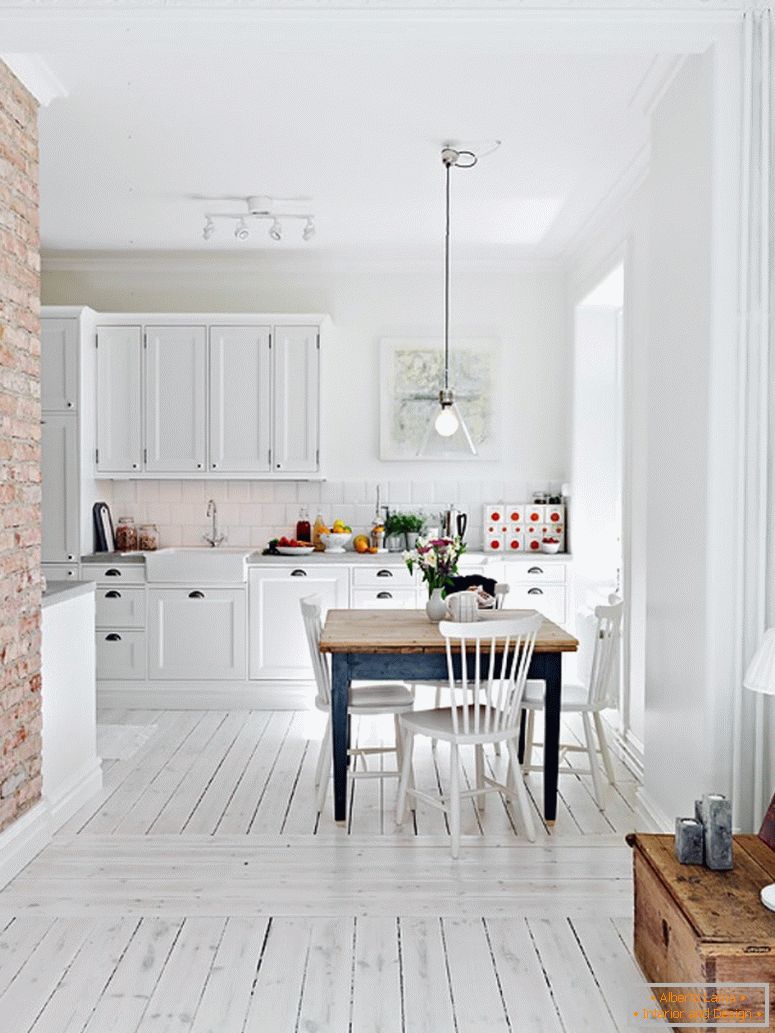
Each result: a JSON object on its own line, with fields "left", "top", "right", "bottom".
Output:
{"left": 518, "top": 711, "right": 526, "bottom": 763}
{"left": 542, "top": 653, "right": 562, "bottom": 824}
{"left": 331, "top": 653, "right": 350, "bottom": 824}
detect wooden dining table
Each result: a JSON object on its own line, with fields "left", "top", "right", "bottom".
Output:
{"left": 319, "top": 608, "right": 579, "bottom": 826}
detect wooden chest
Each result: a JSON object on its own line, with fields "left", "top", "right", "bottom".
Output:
{"left": 630, "top": 833, "right": 775, "bottom": 1032}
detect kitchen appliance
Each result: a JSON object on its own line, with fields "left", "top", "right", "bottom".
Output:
{"left": 442, "top": 507, "right": 468, "bottom": 540}
{"left": 92, "top": 501, "right": 115, "bottom": 552}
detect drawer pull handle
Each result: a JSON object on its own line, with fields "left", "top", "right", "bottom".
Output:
{"left": 377, "top": 569, "right": 393, "bottom": 578}
{"left": 105, "top": 633, "right": 122, "bottom": 642}
{"left": 189, "top": 590, "right": 205, "bottom": 599}
{"left": 377, "top": 591, "right": 393, "bottom": 599}
{"left": 105, "top": 590, "right": 121, "bottom": 599}
{"left": 291, "top": 569, "right": 307, "bottom": 577}
{"left": 105, "top": 568, "right": 122, "bottom": 577}
{"left": 527, "top": 566, "right": 544, "bottom": 575}
{"left": 528, "top": 587, "right": 544, "bottom": 596}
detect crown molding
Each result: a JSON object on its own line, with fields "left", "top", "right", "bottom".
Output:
{"left": 41, "top": 249, "right": 563, "bottom": 276}
{"left": 0, "top": 53, "right": 67, "bottom": 105}
{"left": 0, "top": 0, "right": 756, "bottom": 9}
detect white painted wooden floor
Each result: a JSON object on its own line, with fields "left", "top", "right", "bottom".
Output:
{"left": 0, "top": 705, "right": 662, "bottom": 1033}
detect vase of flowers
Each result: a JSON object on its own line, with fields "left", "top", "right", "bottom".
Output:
{"left": 404, "top": 535, "right": 467, "bottom": 622}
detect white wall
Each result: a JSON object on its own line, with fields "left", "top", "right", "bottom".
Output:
{"left": 42, "top": 257, "right": 568, "bottom": 548}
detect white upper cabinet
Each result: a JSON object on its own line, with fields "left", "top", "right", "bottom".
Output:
{"left": 41, "top": 318, "right": 78, "bottom": 412}
{"left": 41, "top": 413, "right": 79, "bottom": 563}
{"left": 96, "top": 325, "right": 143, "bottom": 473}
{"left": 145, "top": 325, "right": 207, "bottom": 473}
{"left": 272, "top": 326, "right": 320, "bottom": 474}
{"left": 209, "top": 326, "right": 271, "bottom": 473}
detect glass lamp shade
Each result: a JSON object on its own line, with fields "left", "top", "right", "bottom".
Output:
{"left": 434, "top": 406, "right": 459, "bottom": 437}
{"left": 744, "top": 629, "right": 775, "bottom": 695}
{"left": 417, "top": 390, "right": 477, "bottom": 457}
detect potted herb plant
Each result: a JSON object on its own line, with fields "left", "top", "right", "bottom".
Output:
{"left": 384, "top": 512, "right": 407, "bottom": 552}
{"left": 403, "top": 512, "right": 425, "bottom": 549}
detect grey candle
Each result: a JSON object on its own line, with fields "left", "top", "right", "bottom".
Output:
{"left": 675, "top": 817, "right": 704, "bottom": 864}
{"left": 700, "top": 793, "right": 733, "bottom": 870}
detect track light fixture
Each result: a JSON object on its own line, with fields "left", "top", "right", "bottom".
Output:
{"left": 202, "top": 195, "right": 315, "bottom": 243}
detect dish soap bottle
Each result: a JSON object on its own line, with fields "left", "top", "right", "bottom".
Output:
{"left": 295, "top": 507, "right": 311, "bottom": 544}
{"left": 312, "top": 513, "right": 329, "bottom": 552}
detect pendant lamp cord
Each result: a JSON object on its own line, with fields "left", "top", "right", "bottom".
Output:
{"left": 444, "top": 159, "right": 451, "bottom": 391}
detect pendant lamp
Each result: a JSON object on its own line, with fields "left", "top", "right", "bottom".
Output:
{"left": 418, "top": 146, "right": 478, "bottom": 457}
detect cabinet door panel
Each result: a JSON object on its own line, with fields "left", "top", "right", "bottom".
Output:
{"left": 96, "top": 631, "right": 146, "bottom": 680}
{"left": 148, "top": 588, "right": 246, "bottom": 680}
{"left": 145, "top": 326, "right": 207, "bottom": 472}
{"left": 41, "top": 318, "right": 78, "bottom": 412}
{"left": 96, "top": 325, "right": 143, "bottom": 472}
{"left": 249, "top": 566, "right": 348, "bottom": 679}
{"left": 41, "top": 414, "right": 79, "bottom": 563}
{"left": 209, "top": 326, "right": 271, "bottom": 473}
{"left": 272, "top": 326, "right": 319, "bottom": 473}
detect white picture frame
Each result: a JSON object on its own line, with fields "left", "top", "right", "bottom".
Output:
{"left": 379, "top": 337, "right": 500, "bottom": 461}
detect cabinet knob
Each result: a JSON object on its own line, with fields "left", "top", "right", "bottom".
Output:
{"left": 196, "top": 463, "right": 203, "bottom": 469}
{"left": 290, "top": 569, "right": 307, "bottom": 577}
{"left": 527, "top": 567, "right": 544, "bottom": 575}
{"left": 132, "top": 463, "right": 138, "bottom": 469}
{"left": 276, "top": 463, "right": 282, "bottom": 470}
{"left": 212, "top": 463, "right": 218, "bottom": 469}
{"left": 527, "top": 587, "right": 544, "bottom": 596}
{"left": 377, "top": 591, "right": 393, "bottom": 599}
{"left": 67, "top": 554, "right": 75, "bottom": 561}
{"left": 105, "top": 590, "right": 121, "bottom": 599}
{"left": 105, "top": 633, "right": 122, "bottom": 642}
{"left": 66, "top": 401, "right": 73, "bottom": 408}
{"left": 377, "top": 569, "right": 393, "bottom": 578}
{"left": 188, "top": 590, "right": 205, "bottom": 599}
{"left": 105, "top": 569, "right": 122, "bottom": 577}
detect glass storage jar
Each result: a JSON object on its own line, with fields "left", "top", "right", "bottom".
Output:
{"left": 138, "top": 523, "right": 159, "bottom": 551}
{"left": 115, "top": 516, "right": 137, "bottom": 552}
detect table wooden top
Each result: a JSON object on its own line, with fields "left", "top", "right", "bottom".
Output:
{"left": 630, "top": 833, "right": 775, "bottom": 944}
{"left": 319, "top": 608, "right": 579, "bottom": 655}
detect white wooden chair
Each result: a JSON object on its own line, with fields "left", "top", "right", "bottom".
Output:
{"left": 428, "top": 582, "right": 510, "bottom": 754}
{"left": 396, "top": 613, "right": 543, "bottom": 858}
{"left": 301, "top": 595, "right": 415, "bottom": 814}
{"left": 521, "top": 596, "right": 624, "bottom": 810}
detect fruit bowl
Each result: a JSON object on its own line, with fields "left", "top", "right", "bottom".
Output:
{"left": 320, "top": 531, "right": 351, "bottom": 554}
{"left": 277, "top": 545, "right": 315, "bottom": 556}
{"left": 540, "top": 539, "right": 562, "bottom": 554}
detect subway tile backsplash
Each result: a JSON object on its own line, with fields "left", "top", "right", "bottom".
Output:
{"left": 108, "top": 479, "right": 557, "bottom": 551}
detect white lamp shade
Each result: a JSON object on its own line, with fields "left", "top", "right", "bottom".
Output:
{"left": 744, "top": 628, "right": 775, "bottom": 695}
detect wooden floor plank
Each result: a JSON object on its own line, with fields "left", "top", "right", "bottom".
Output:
{"left": 242, "top": 917, "right": 310, "bottom": 1033}
{"left": 189, "top": 917, "right": 268, "bottom": 1033}
{"left": 351, "top": 916, "right": 402, "bottom": 1033}
{"left": 249, "top": 714, "right": 310, "bottom": 835}
{"left": 0, "top": 916, "right": 55, "bottom": 997}
{"left": 216, "top": 712, "right": 294, "bottom": 834}
{"left": 29, "top": 918, "right": 139, "bottom": 1033}
{"left": 81, "top": 918, "right": 183, "bottom": 1033}
{"left": 135, "top": 917, "right": 226, "bottom": 1033}
{"left": 297, "top": 917, "right": 354, "bottom": 1033}
{"left": 400, "top": 917, "right": 456, "bottom": 1033}
{"left": 485, "top": 917, "right": 564, "bottom": 1033}
{"left": 527, "top": 916, "right": 619, "bottom": 1033}
{"left": 442, "top": 917, "right": 510, "bottom": 1033}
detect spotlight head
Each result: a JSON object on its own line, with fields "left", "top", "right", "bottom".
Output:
{"left": 269, "top": 219, "right": 282, "bottom": 242}
{"left": 234, "top": 219, "right": 249, "bottom": 241}
{"left": 302, "top": 218, "right": 315, "bottom": 242}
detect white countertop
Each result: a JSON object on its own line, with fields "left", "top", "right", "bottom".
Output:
{"left": 42, "top": 580, "right": 96, "bottom": 608}
{"left": 81, "top": 549, "right": 570, "bottom": 566}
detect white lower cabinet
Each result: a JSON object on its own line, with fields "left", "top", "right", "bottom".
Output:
{"left": 95, "top": 587, "right": 146, "bottom": 629}
{"left": 96, "top": 630, "right": 146, "bottom": 680}
{"left": 507, "top": 584, "right": 567, "bottom": 625}
{"left": 249, "top": 565, "right": 349, "bottom": 680}
{"left": 148, "top": 588, "right": 246, "bottom": 680}
{"left": 351, "top": 587, "right": 418, "bottom": 609}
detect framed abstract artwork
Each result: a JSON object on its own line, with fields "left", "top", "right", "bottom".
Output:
{"left": 378, "top": 337, "right": 500, "bottom": 461}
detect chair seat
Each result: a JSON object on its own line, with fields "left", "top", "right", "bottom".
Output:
{"left": 400, "top": 707, "right": 517, "bottom": 744}
{"left": 522, "top": 679, "right": 603, "bottom": 712}
{"left": 316, "top": 683, "right": 414, "bottom": 712}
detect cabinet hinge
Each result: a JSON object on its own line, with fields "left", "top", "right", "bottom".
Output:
{"left": 144, "top": 447, "right": 148, "bottom": 464}
{"left": 143, "top": 332, "right": 148, "bottom": 349}
{"left": 95, "top": 447, "right": 99, "bottom": 464}
{"left": 316, "top": 333, "right": 320, "bottom": 350}
{"left": 268, "top": 448, "right": 272, "bottom": 466}
{"left": 316, "top": 449, "right": 320, "bottom": 466}
{"left": 268, "top": 334, "right": 272, "bottom": 349}
{"left": 95, "top": 334, "right": 98, "bottom": 348}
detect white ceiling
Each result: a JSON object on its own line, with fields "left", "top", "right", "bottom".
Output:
{"left": 25, "top": 19, "right": 671, "bottom": 259}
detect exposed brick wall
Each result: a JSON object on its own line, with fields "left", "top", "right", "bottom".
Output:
{"left": 0, "top": 61, "right": 41, "bottom": 834}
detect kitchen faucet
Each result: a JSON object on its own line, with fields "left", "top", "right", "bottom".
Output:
{"left": 203, "top": 499, "right": 226, "bottom": 548}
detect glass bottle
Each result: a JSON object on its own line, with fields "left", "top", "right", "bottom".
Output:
{"left": 115, "top": 516, "right": 137, "bottom": 552}
{"left": 312, "top": 513, "right": 328, "bottom": 552}
{"left": 138, "top": 523, "right": 159, "bottom": 551}
{"left": 295, "top": 507, "right": 311, "bottom": 544}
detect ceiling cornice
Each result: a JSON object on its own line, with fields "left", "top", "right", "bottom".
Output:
{"left": 0, "top": 0, "right": 757, "bottom": 10}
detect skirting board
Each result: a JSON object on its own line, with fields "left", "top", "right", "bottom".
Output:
{"left": 0, "top": 803, "right": 51, "bottom": 891}
{"left": 98, "top": 680, "right": 316, "bottom": 710}
{"left": 45, "top": 759, "right": 103, "bottom": 832}
{"left": 635, "top": 788, "right": 672, "bottom": 833}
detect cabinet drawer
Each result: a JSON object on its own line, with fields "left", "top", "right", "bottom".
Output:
{"left": 505, "top": 561, "right": 566, "bottom": 584}
{"left": 352, "top": 565, "right": 414, "bottom": 588}
{"left": 95, "top": 587, "right": 146, "bottom": 629}
{"left": 508, "top": 584, "right": 567, "bottom": 625}
{"left": 96, "top": 630, "right": 146, "bottom": 680}
{"left": 82, "top": 563, "right": 146, "bottom": 585}
{"left": 42, "top": 562, "right": 80, "bottom": 582}
{"left": 352, "top": 587, "right": 418, "bottom": 610}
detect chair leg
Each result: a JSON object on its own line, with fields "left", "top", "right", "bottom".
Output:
{"left": 395, "top": 727, "right": 414, "bottom": 826}
{"left": 431, "top": 683, "right": 442, "bottom": 752}
{"left": 449, "top": 743, "right": 461, "bottom": 859}
{"left": 583, "top": 712, "right": 606, "bottom": 810}
{"left": 523, "top": 709, "right": 536, "bottom": 770}
{"left": 315, "top": 730, "right": 332, "bottom": 813}
{"left": 475, "top": 744, "right": 486, "bottom": 813}
{"left": 394, "top": 714, "right": 403, "bottom": 771}
{"left": 506, "top": 740, "right": 536, "bottom": 842}
{"left": 593, "top": 712, "right": 617, "bottom": 786}
{"left": 314, "top": 715, "right": 331, "bottom": 788}
{"left": 493, "top": 740, "right": 502, "bottom": 757}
